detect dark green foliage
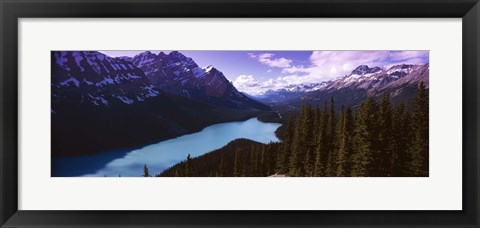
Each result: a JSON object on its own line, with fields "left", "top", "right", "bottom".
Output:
{"left": 143, "top": 164, "right": 150, "bottom": 177}
{"left": 185, "top": 154, "right": 193, "bottom": 177}
{"left": 289, "top": 108, "right": 305, "bottom": 176}
{"left": 324, "top": 97, "right": 336, "bottom": 176}
{"left": 302, "top": 102, "right": 316, "bottom": 176}
{"left": 376, "top": 92, "right": 395, "bottom": 176}
{"left": 335, "top": 106, "right": 354, "bottom": 176}
{"left": 313, "top": 140, "right": 323, "bottom": 176}
{"left": 219, "top": 154, "right": 227, "bottom": 176}
{"left": 350, "top": 96, "right": 377, "bottom": 176}
{"left": 233, "top": 147, "right": 240, "bottom": 177}
{"left": 409, "top": 82, "right": 429, "bottom": 176}
{"left": 313, "top": 103, "right": 328, "bottom": 176}
{"left": 391, "top": 102, "right": 411, "bottom": 176}
{"left": 275, "top": 117, "right": 294, "bottom": 173}
{"left": 157, "top": 87, "right": 428, "bottom": 177}
{"left": 158, "top": 139, "right": 281, "bottom": 177}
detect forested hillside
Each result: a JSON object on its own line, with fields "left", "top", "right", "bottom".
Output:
{"left": 157, "top": 82, "right": 429, "bottom": 177}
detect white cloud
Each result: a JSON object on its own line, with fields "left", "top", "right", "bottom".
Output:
{"left": 233, "top": 75, "right": 262, "bottom": 95}
{"left": 282, "top": 50, "right": 429, "bottom": 83}
{"left": 249, "top": 53, "right": 293, "bottom": 68}
{"left": 234, "top": 74, "right": 290, "bottom": 95}
{"left": 234, "top": 74, "right": 319, "bottom": 95}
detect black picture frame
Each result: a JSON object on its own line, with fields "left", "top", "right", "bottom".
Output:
{"left": 1, "top": 0, "right": 479, "bottom": 227}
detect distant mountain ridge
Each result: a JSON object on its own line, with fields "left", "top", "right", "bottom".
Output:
{"left": 256, "top": 63, "right": 429, "bottom": 112}
{"left": 327, "top": 64, "right": 428, "bottom": 92}
{"left": 257, "top": 64, "right": 428, "bottom": 99}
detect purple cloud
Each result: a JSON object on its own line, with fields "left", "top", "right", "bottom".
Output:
{"left": 248, "top": 53, "right": 293, "bottom": 68}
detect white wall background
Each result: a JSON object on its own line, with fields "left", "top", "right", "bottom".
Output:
{"left": 18, "top": 18, "right": 462, "bottom": 210}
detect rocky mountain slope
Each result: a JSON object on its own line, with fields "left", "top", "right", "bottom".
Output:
{"left": 131, "top": 51, "right": 269, "bottom": 110}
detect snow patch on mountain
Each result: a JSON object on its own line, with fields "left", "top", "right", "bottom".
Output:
{"left": 52, "top": 51, "right": 161, "bottom": 107}
{"left": 72, "top": 52, "right": 85, "bottom": 72}
{"left": 59, "top": 77, "right": 80, "bottom": 87}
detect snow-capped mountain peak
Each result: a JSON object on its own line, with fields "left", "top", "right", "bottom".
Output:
{"left": 351, "top": 65, "right": 382, "bottom": 75}
{"left": 157, "top": 51, "right": 166, "bottom": 58}
{"left": 167, "top": 51, "right": 188, "bottom": 61}
{"left": 203, "top": 65, "right": 215, "bottom": 72}
{"left": 130, "top": 51, "right": 269, "bottom": 110}
{"left": 118, "top": 56, "right": 133, "bottom": 62}
{"left": 132, "top": 51, "right": 157, "bottom": 68}
{"left": 386, "top": 64, "right": 414, "bottom": 75}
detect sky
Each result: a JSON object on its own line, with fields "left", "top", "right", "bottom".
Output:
{"left": 101, "top": 50, "right": 429, "bottom": 95}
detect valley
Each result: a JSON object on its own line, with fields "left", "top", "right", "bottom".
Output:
{"left": 52, "top": 51, "right": 273, "bottom": 157}
{"left": 51, "top": 50, "right": 429, "bottom": 177}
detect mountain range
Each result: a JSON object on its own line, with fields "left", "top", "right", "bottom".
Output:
{"left": 256, "top": 64, "right": 429, "bottom": 111}
{"left": 51, "top": 51, "right": 269, "bottom": 156}
{"left": 52, "top": 51, "right": 268, "bottom": 110}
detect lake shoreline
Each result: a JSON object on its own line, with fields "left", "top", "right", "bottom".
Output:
{"left": 52, "top": 117, "right": 282, "bottom": 177}
{"left": 52, "top": 110, "right": 280, "bottom": 158}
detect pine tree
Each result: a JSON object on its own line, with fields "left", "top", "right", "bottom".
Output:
{"left": 185, "top": 154, "right": 193, "bottom": 177}
{"left": 249, "top": 146, "right": 258, "bottom": 176}
{"left": 233, "top": 147, "right": 240, "bottom": 177}
{"left": 143, "top": 164, "right": 150, "bottom": 177}
{"left": 288, "top": 118, "right": 302, "bottom": 176}
{"left": 302, "top": 102, "right": 315, "bottom": 176}
{"left": 409, "top": 82, "right": 429, "bottom": 176}
{"left": 242, "top": 149, "right": 248, "bottom": 176}
{"left": 324, "top": 97, "right": 336, "bottom": 176}
{"left": 304, "top": 149, "right": 313, "bottom": 176}
{"left": 219, "top": 153, "right": 227, "bottom": 176}
{"left": 276, "top": 117, "right": 294, "bottom": 174}
{"left": 313, "top": 101, "right": 328, "bottom": 176}
{"left": 260, "top": 146, "right": 265, "bottom": 176}
{"left": 265, "top": 144, "right": 274, "bottom": 176}
{"left": 289, "top": 101, "right": 307, "bottom": 176}
{"left": 313, "top": 144, "right": 322, "bottom": 176}
{"left": 344, "top": 107, "right": 355, "bottom": 175}
{"left": 335, "top": 106, "right": 348, "bottom": 176}
{"left": 313, "top": 105, "right": 322, "bottom": 142}
{"left": 351, "top": 96, "right": 377, "bottom": 177}
{"left": 391, "top": 102, "right": 411, "bottom": 176}
{"left": 375, "top": 92, "right": 395, "bottom": 176}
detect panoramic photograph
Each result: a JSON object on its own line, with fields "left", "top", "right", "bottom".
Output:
{"left": 51, "top": 50, "right": 429, "bottom": 177}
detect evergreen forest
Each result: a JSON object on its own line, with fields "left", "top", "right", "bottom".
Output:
{"left": 156, "top": 82, "right": 429, "bottom": 177}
